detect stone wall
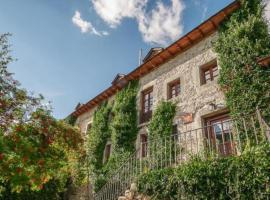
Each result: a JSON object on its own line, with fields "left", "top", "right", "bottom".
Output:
{"left": 136, "top": 32, "right": 226, "bottom": 139}
{"left": 76, "top": 31, "right": 227, "bottom": 158}
{"left": 73, "top": 31, "right": 228, "bottom": 198}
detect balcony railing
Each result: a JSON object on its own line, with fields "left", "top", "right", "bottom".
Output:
{"left": 93, "top": 111, "right": 270, "bottom": 200}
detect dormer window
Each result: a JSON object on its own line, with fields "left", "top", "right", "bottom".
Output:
{"left": 143, "top": 47, "right": 164, "bottom": 63}
{"left": 111, "top": 73, "right": 127, "bottom": 87}
{"left": 200, "top": 60, "right": 218, "bottom": 85}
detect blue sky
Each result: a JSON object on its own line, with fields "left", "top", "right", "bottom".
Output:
{"left": 0, "top": 0, "right": 237, "bottom": 119}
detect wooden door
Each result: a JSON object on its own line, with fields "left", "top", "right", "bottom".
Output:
{"left": 206, "top": 114, "right": 234, "bottom": 156}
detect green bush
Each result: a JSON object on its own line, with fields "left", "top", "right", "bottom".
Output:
{"left": 87, "top": 102, "right": 112, "bottom": 171}
{"left": 148, "top": 101, "right": 176, "bottom": 140}
{"left": 0, "top": 179, "right": 66, "bottom": 200}
{"left": 137, "top": 143, "right": 270, "bottom": 199}
{"left": 214, "top": 0, "right": 270, "bottom": 121}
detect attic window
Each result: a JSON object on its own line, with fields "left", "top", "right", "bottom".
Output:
{"left": 143, "top": 47, "right": 164, "bottom": 63}
{"left": 111, "top": 74, "right": 126, "bottom": 85}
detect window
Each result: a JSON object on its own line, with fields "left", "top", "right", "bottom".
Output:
{"left": 168, "top": 79, "right": 180, "bottom": 99}
{"left": 172, "top": 124, "right": 178, "bottom": 141}
{"left": 205, "top": 113, "right": 234, "bottom": 156}
{"left": 140, "top": 87, "right": 153, "bottom": 123}
{"left": 172, "top": 124, "right": 178, "bottom": 135}
{"left": 86, "top": 123, "right": 92, "bottom": 134}
{"left": 140, "top": 134, "right": 148, "bottom": 158}
{"left": 201, "top": 60, "right": 218, "bottom": 85}
{"left": 104, "top": 144, "right": 111, "bottom": 163}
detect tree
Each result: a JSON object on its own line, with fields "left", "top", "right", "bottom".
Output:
{"left": 0, "top": 33, "right": 84, "bottom": 195}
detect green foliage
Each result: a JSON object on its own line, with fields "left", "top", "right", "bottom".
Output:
{"left": 148, "top": 101, "right": 176, "bottom": 140}
{"left": 89, "top": 81, "right": 138, "bottom": 192}
{"left": 111, "top": 81, "right": 138, "bottom": 153}
{"left": 138, "top": 143, "right": 270, "bottom": 199}
{"left": 87, "top": 102, "right": 111, "bottom": 171}
{"left": 0, "top": 179, "right": 66, "bottom": 200}
{"left": 64, "top": 114, "right": 77, "bottom": 126}
{"left": 214, "top": 0, "right": 270, "bottom": 120}
{"left": 93, "top": 151, "right": 131, "bottom": 192}
{"left": 0, "top": 33, "right": 84, "bottom": 196}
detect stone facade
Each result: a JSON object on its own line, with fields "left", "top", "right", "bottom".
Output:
{"left": 75, "top": 32, "right": 227, "bottom": 152}
{"left": 136, "top": 33, "right": 226, "bottom": 148}
{"left": 73, "top": 32, "right": 230, "bottom": 200}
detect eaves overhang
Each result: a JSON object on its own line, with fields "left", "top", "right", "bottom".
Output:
{"left": 72, "top": 1, "right": 241, "bottom": 117}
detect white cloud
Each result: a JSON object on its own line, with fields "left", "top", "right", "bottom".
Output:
{"left": 91, "top": 0, "right": 185, "bottom": 46}
{"left": 72, "top": 11, "right": 108, "bottom": 36}
{"left": 91, "top": 0, "right": 147, "bottom": 28}
{"left": 201, "top": 6, "right": 208, "bottom": 22}
{"left": 137, "top": 0, "right": 185, "bottom": 45}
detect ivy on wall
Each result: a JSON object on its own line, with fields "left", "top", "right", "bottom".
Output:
{"left": 111, "top": 81, "right": 139, "bottom": 153}
{"left": 87, "top": 81, "right": 139, "bottom": 192}
{"left": 214, "top": 0, "right": 270, "bottom": 121}
{"left": 87, "top": 102, "right": 111, "bottom": 171}
{"left": 148, "top": 101, "right": 176, "bottom": 140}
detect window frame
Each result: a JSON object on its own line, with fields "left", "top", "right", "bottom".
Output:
{"left": 204, "top": 113, "right": 234, "bottom": 156}
{"left": 168, "top": 79, "right": 181, "bottom": 99}
{"left": 103, "top": 143, "right": 112, "bottom": 163}
{"left": 200, "top": 60, "right": 218, "bottom": 85}
{"left": 140, "top": 87, "right": 153, "bottom": 123}
{"left": 140, "top": 134, "right": 148, "bottom": 158}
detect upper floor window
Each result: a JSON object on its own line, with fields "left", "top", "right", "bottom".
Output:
{"left": 168, "top": 79, "right": 181, "bottom": 99}
{"left": 140, "top": 87, "right": 153, "bottom": 123}
{"left": 201, "top": 60, "right": 218, "bottom": 85}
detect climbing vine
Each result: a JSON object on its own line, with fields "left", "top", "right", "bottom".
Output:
{"left": 148, "top": 101, "right": 176, "bottom": 141}
{"left": 214, "top": 0, "right": 270, "bottom": 121}
{"left": 88, "top": 81, "right": 138, "bottom": 192}
{"left": 111, "top": 81, "right": 138, "bottom": 153}
{"left": 87, "top": 102, "right": 111, "bottom": 171}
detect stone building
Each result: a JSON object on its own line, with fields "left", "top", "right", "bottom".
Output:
{"left": 68, "top": 1, "right": 270, "bottom": 199}
{"left": 72, "top": 1, "right": 242, "bottom": 160}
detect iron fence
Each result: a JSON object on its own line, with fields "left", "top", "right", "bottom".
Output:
{"left": 94, "top": 111, "right": 270, "bottom": 200}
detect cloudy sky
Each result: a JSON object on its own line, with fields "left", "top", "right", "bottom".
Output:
{"left": 0, "top": 0, "right": 269, "bottom": 118}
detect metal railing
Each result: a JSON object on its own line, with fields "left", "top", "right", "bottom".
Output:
{"left": 94, "top": 112, "right": 270, "bottom": 200}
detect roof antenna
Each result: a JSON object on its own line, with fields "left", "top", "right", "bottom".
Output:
{"left": 139, "top": 48, "right": 143, "bottom": 65}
